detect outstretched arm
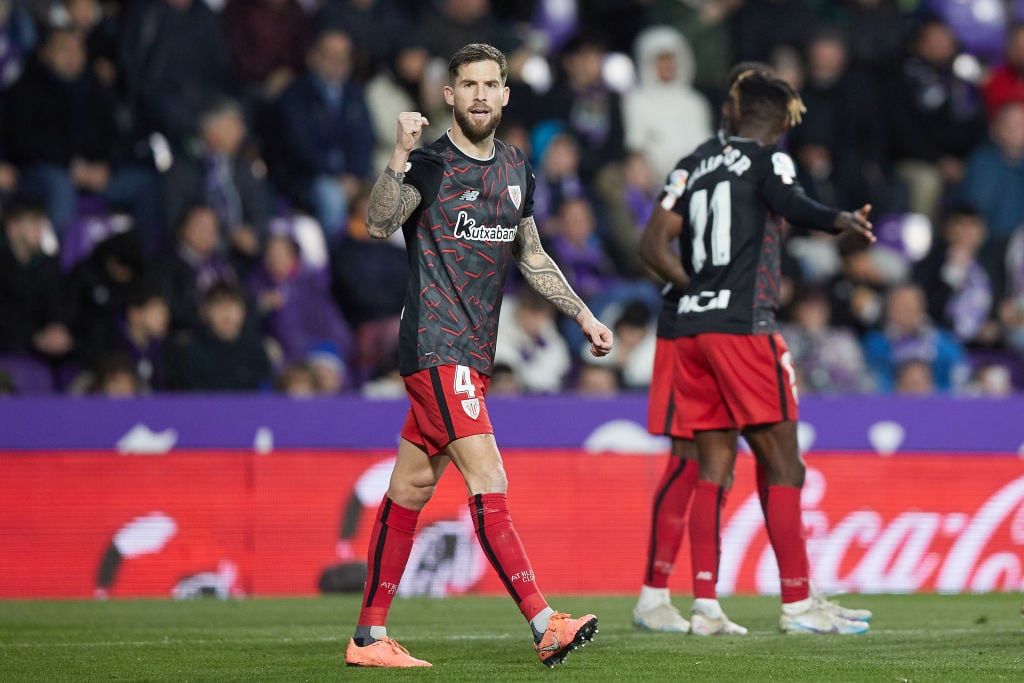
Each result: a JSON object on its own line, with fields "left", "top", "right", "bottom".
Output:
{"left": 365, "top": 112, "right": 428, "bottom": 239}
{"left": 639, "top": 205, "right": 690, "bottom": 289}
{"left": 513, "top": 215, "right": 613, "bottom": 357}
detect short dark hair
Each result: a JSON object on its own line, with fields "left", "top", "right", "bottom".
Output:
{"left": 729, "top": 70, "right": 805, "bottom": 129}
{"left": 202, "top": 280, "right": 246, "bottom": 308}
{"left": 448, "top": 43, "right": 508, "bottom": 84}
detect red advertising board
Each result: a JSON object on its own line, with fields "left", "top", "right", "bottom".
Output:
{"left": 1, "top": 450, "right": 1022, "bottom": 598}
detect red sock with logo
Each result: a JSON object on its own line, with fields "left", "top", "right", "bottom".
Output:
{"left": 644, "top": 458, "right": 699, "bottom": 588}
{"left": 689, "top": 480, "right": 726, "bottom": 599}
{"left": 357, "top": 497, "right": 419, "bottom": 627}
{"left": 470, "top": 493, "right": 547, "bottom": 621}
{"left": 764, "top": 485, "right": 811, "bottom": 603}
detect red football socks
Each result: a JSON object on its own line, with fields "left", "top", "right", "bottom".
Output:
{"left": 357, "top": 497, "right": 419, "bottom": 627}
{"left": 765, "top": 485, "right": 811, "bottom": 603}
{"left": 470, "top": 493, "right": 547, "bottom": 621}
{"left": 644, "top": 457, "right": 699, "bottom": 588}
{"left": 689, "top": 480, "right": 727, "bottom": 599}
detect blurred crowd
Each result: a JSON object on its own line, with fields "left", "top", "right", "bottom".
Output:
{"left": 2, "top": 0, "right": 1024, "bottom": 398}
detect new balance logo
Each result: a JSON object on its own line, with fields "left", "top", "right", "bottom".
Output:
{"left": 696, "top": 571, "right": 713, "bottom": 581}
{"left": 459, "top": 189, "right": 480, "bottom": 201}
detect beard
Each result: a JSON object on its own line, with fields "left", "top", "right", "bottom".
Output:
{"left": 454, "top": 106, "right": 502, "bottom": 145}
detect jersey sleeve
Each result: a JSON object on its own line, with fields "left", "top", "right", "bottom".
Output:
{"left": 758, "top": 150, "right": 841, "bottom": 234}
{"left": 522, "top": 154, "right": 536, "bottom": 219}
{"left": 403, "top": 147, "right": 445, "bottom": 209}
{"left": 656, "top": 159, "right": 694, "bottom": 218}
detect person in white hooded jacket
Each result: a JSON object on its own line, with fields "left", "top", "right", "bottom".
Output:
{"left": 623, "top": 26, "right": 713, "bottom": 182}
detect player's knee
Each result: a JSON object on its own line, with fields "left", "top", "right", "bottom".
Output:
{"left": 387, "top": 481, "right": 436, "bottom": 510}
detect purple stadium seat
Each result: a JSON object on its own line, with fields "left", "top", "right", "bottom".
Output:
{"left": 928, "top": 0, "right": 1007, "bottom": 64}
{"left": 0, "top": 355, "right": 54, "bottom": 394}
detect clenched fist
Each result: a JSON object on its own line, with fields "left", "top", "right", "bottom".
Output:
{"left": 397, "top": 112, "right": 430, "bottom": 153}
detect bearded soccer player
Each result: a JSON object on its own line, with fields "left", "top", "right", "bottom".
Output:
{"left": 664, "top": 70, "right": 875, "bottom": 635}
{"left": 343, "top": 43, "right": 613, "bottom": 669}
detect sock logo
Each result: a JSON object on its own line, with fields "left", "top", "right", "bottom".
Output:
{"left": 696, "top": 571, "right": 713, "bottom": 581}
{"left": 509, "top": 570, "right": 535, "bottom": 583}
{"left": 379, "top": 581, "right": 399, "bottom": 595}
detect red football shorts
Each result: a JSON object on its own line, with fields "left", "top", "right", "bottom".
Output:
{"left": 401, "top": 364, "right": 493, "bottom": 455}
{"left": 673, "top": 332, "right": 798, "bottom": 432}
{"left": 647, "top": 337, "right": 694, "bottom": 439}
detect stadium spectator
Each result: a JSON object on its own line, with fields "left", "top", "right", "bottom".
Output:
{"left": 574, "top": 361, "right": 620, "bottom": 395}
{"left": 641, "top": 0, "right": 740, "bottom": 101}
{"left": 863, "top": 282, "right": 969, "bottom": 393}
{"left": 305, "top": 341, "right": 346, "bottom": 394}
{"left": 536, "top": 30, "right": 625, "bottom": 186}
{"left": 119, "top": 0, "right": 233, "bottom": 151}
{"left": 779, "top": 286, "right": 870, "bottom": 394}
{"left": 86, "top": 349, "right": 142, "bottom": 397}
{"left": 166, "top": 280, "right": 272, "bottom": 391}
{"left": 315, "top": 0, "right": 410, "bottom": 80}
{"left": 493, "top": 288, "right": 571, "bottom": 394}
{"left": 65, "top": 229, "right": 147, "bottom": 370}
{"left": 982, "top": 21, "right": 1024, "bottom": 118}
{"left": 7, "top": 27, "right": 158, "bottom": 236}
{"left": 912, "top": 205, "right": 1000, "bottom": 347}
{"left": 893, "top": 358, "right": 935, "bottom": 395}
{"left": 583, "top": 299, "right": 656, "bottom": 391}
{"left": 158, "top": 205, "right": 238, "bottom": 334}
{"left": 163, "top": 98, "right": 272, "bottom": 269}
{"left": 960, "top": 101, "right": 1024, "bottom": 248}
{"left": 731, "top": 0, "right": 822, "bottom": 64}
{"left": 247, "top": 231, "right": 353, "bottom": 367}
{"left": 274, "top": 359, "right": 317, "bottom": 397}
{"left": 487, "top": 361, "right": 520, "bottom": 395}
{"left": 1002, "top": 226, "right": 1024, "bottom": 361}
{"left": 223, "top": 0, "right": 311, "bottom": 105}
{"left": 530, "top": 131, "right": 587, "bottom": 231}
{"left": 826, "top": 241, "right": 889, "bottom": 335}
{"left": 51, "top": 0, "right": 122, "bottom": 89}
{"left": 0, "top": 201, "right": 71, "bottom": 365}
{"left": 548, "top": 197, "right": 618, "bottom": 304}
{"left": 0, "top": 0, "right": 38, "bottom": 92}
{"left": 106, "top": 281, "right": 171, "bottom": 393}
{"left": 788, "top": 25, "right": 891, "bottom": 213}
{"left": 273, "top": 28, "right": 375, "bottom": 237}
{"left": 884, "top": 16, "right": 988, "bottom": 222}
{"left": 364, "top": 41, "right": 445, "bottom": 173}
{"left": 623, "top": 26, "right": 712, "bottom": 183}
{"left": 416, "top": 0, "right": 520, "bottom": 63}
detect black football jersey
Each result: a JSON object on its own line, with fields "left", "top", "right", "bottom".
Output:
{"left": 662, "top": 136, "right": 840, "bottom": 336}
{"left": 398, "top": 133, "right": 535, "bottom": 376}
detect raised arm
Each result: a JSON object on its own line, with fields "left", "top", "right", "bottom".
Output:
{"left": 513, "top": 215, "right": 613, "bottom": 357}
{"left": 639, "top": 205, "right": 690, "bottom": 290}
{"left": 365, "top": 112, "right": 428, "bottom": 239}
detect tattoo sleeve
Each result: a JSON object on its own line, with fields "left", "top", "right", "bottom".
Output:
{"left": 513, "top": 216, "right": 585, "bottom": 321}
{"left": 366, "top": 166, "right": 422, "bottom": 239}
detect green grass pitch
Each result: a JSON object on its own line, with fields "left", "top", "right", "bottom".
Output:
{"left": 1, "top": 593, "right": 1021, "bottom": 681}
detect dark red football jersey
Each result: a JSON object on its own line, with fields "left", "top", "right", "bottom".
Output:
{"left": 661, "top": 136, "right": 840, "bottom": 337}
{"left": 398, "top": 133, "right": 535, "bottom": 376}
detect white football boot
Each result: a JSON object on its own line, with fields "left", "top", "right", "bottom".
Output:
{"left": 779, "top": 597, "right": 870, "bottom": 635}
{"left": 632, "top": 602, "right": 690, "bottom": 632}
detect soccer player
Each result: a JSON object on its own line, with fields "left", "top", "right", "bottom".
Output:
{"left": 633, "top": 62, "right": 771, "bottom": 636}
{"left": 666, "top": 69, "right": 874, "bottom": 635}
{"left": 343, "top": 43, "right": 614, "bottom": 668}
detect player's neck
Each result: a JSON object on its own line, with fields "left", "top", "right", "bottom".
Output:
{"left": 447, "top": 127, "right": 495, "bottom": 161}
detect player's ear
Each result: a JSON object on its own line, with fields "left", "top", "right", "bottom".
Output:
{"left": 443, "top": 85, "right": 455, "bottom": 107}
{"left": 501, "top": 86, "right": 510, "bottom": 107}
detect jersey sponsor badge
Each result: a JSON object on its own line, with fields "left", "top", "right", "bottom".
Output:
{"left": 459, "top": 189, "right": 480, "bottom": 201}
{"left": 660, "top": 168, "right": 689, "bottom": 210}
{"left": 772, "top": 152, "right": 796, "bottom": 185}
{"left": 508, "top": 184, "right": 522, "bottom": 210}
{"left": 461, "top": 398, "right": 480, "bottom": 420}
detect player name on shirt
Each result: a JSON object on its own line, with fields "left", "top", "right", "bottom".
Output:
{"left": 687, "top": 146, "right": 752, "bottom": 186}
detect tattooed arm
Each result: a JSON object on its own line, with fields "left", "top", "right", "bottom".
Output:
{"left": 513, "top": 215, "right": 614, "bottom": 357}
{"left": 366, "top": 112, "right": 429, "bottom": 239}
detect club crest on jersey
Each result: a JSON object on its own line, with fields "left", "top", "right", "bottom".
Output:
{"left": 508, "top": 184, "right": 522, "bottom": 210}
{"left": 461, "top": 398, "right": 480, "bottom": 420}
{"left": 453, "top": 210, "right": 517, "bottom": 242}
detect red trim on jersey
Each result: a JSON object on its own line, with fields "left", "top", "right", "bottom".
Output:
{"left": 647, "top": 337, "right": 694, "bottom": 439}
{"left": 401, "top": 365, "right": 493, "bottom": 455}
{"left": 672, "top": 333, "right": 797, "bottom": 431}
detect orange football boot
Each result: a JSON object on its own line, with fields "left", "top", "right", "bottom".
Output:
{"left": 535, "top": 612, "right": 598, "bottom": 667}
{"left": 345, "top": 637, "right": 432, "bottom": 668}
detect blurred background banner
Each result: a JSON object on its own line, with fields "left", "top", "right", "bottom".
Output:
{"left": 1, "top": 394, "right": 1024, "bottom": 452}
{"left": 2, "top": 449, "right": 1022, "bottom": 599}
